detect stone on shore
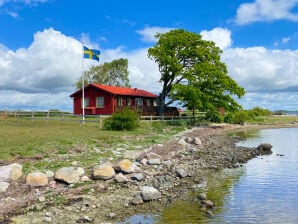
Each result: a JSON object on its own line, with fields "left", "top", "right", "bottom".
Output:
{"left": 54, "top": 167, "right": 81, "bottom": 184}
{"left": 141, "top": 186, "right": 161, "bottom": 201}
{"left": 93, "top": 163, "right": 115, "bottom": 180}
{"left": 0, "top": 163, "right": 23, "bottom": 182}
{"left": 114, "top": 159, "right": 136, "bottom": 174}
{"left": 26, "top": 171, "right": 49, "bottom": 187}
{"left": 257, "top": 143, "right": 273, "bottom": 155}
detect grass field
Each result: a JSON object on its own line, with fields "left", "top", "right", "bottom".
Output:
{"left": 0, "top": 118, "right": 184, "bottom": 173}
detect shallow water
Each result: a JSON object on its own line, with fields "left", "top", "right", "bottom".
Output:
{"left": 120, "top": 128, "right": 298, "bottom": 224}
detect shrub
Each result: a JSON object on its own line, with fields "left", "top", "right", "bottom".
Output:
{"left": 232, "top": 111, "right": 250, "bottom": 124}
{"left": 103, "top": 108, "right": 140, "bottom": 131}
{"left": 224, "top": 113, "right": 234, "bottom": 123}
{"left": 205, "top": 110, "right": 223, "bottom": 123}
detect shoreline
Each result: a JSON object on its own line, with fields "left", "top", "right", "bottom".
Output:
{"left": 2, "top": 123, "right": 298, "bottom": 223}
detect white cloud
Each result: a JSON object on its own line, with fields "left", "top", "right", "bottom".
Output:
{"left": 136, "top": 26, "right": 174, "bottom": 43}
{"left": 200, "top": 27, "right": 232, "bottom": 50}
{"left": 0, "top": 28, "right": 83, "bottom": 94}
{"left": 222, "top": 47, "right": 298, "bottom": 93}
{"left": 235, "top": 0, "right": 298, "bottom": 25}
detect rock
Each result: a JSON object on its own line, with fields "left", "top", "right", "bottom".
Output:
{"left": 115, "top": 173, "right": 129, "bottom": 183}
{"left": 54, "top": 167, "right": 80, "bottom": 184}
{"left": 146, "top": 152, "right": 162, "bottom": 160}
{"left": 193, "top": 137, "right": 202, "bottom": 145}
{"left": 26, "top": 171, "right": 49, "bottom": 187}
{"left": 76, "top": 215, "right": 92, "bottom": 223}
{"left": 48, "top": 180, "right": 56, "bottom": 188}
{"left": 114, "top": 159, "right": 136, "bottom": 174}
{"left": 257, "top": 143, "right": 273, "bottom": 155}
{"left": 184, "top": 137, "right": 193, "bottom": 143}
{"left": 93, "top": 163, "right": 115, "bottom": 180}
{"left": 0, "top": 181, "right": 9, "bottom": 192}
{"left": 81, "top": 176, "right": 90, "bottom": 182}
{"left": 141, "top": 186, "right": 161, "bottom": 201}
{"left": 0, "top": 163, "right": 22, "bottom": 182}
{"left": 131, "top": 173, "right": 144, "bottom": 181}
{"left": 201, "top": 199, "right": 215, "bottom": 208}
{"left": 131, "top": 192, "right": 143, "bottom": 205}
{"left": 45, "top": 170, "right": 54, "bottom": 178}
{"left": 198, "top": 193, "right": 207, "bottom": 201}
{"left": 140, "top": 158, "right": 148, "bottom": 166}
{"left": 175, "top": 168, "right": 188, "bottom": 178}
{"left": 147, "top": 158, "right": 162, "bottom": 165}
{"left": 178, "top": 138, "right": 187, "bottom": 146}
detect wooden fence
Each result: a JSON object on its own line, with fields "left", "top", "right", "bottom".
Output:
{"left": 0, "top": 110, "right": 206, "bottom": 125}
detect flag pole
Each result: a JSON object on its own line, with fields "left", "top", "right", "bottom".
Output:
{"left": 81, "top": 43, "right": 85, "bottom": 124}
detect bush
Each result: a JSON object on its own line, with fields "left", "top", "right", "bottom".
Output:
{"left": 103, "top": 108, "right": 140, "bottom": 131}
{"left": 232, "top": 111, "right": 250, "bottom": 124}
{"left": 205, "top": 110, "right": 223, "bottom": 123}
{"left": 224, "top": 113, "right": 234, "bottom": 123}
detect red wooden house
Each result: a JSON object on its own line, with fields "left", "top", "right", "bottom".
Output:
{"left": 70, "top": 83, "right": 158, "bottom": 116}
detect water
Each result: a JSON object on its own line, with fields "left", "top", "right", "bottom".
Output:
{"left": 121, "top": 128, "right": 298, "bottom": 224}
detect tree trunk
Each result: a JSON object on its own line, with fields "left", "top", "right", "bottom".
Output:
{"left": 157, "top": 94, "right": 166, "bottom": 117}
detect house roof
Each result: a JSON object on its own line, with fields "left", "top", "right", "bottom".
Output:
{"left": 70, "top": 83, "right": 158, "bottom": 98}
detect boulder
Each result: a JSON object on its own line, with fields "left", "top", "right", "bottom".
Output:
{"left": 114, "top": 159, "right": 136, "bottom": 174}
{"left": 0, "top": 163, "right": 22, "bottom": 182}
{"left": 93, "top": 163, "right": 115, "bottom": 180}
{"left": 26, "top": 172, "right": 48, "bottom": 187}
{"left": 55, "top": 167, "right": 80, "bottom": 184}
{"left": 257, "top": 143, "right": 273, "bottom": 155}
{"left": 141, "top": 186, "right": 161, "bottom": 201}
{"left": 115, "top": 173, "right": 129, "bottom": 183}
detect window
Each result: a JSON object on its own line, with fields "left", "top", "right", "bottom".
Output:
{"left": 146, "top": 99, "right": 151, "bottom": 106}
{"left": 96, "top": 97, "right": 104, "bottom": 108}
{"left": 153, "top": 99, "right": 157, "bottom": 106}
{"left": 127, "top": 97, "right": 132, "bottom": 106}
{"left": 135, "top": 98, "right": 143, "bottom": 106}
{"left": 82, "top": 98, "right": 90, "bottom": 108}
{"left": 116, "top": 97, "right": 123, "bottom": 106}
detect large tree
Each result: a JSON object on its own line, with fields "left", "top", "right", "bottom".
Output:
{"left": 76, "top": 58, "right": 130, "bottom": 88}
{"left": 148, "top": 29, "right": 245, "bottom": 116}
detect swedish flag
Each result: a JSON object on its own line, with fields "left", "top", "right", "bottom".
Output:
{"left": 83, "top": 46, "right": 100, "bottom": 61}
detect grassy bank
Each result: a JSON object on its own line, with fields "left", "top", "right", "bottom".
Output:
{"left": 0, "top": 119, "right": 184, "bottom": 173}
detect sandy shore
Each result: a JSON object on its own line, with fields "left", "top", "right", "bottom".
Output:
{"left": 1, "top": 123, "right": 298, "bottom": 223}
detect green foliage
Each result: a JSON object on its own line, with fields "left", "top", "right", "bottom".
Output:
{"left": 103, "top": 108, "right": 140, "bottom": 131}
{"left": 247, "top": 107, "right": 272, "bottom": 117}
{"left": 205, "top": 110, "right": 224, "bottom": 123}
{"left": 76, "top": 58, "right": 130, "bottom": 88}
{"left": 148, "top": 29, "right": 245, "bottom": 116}
{"left": 232, "top": 111, "right": 250, "bottom": 124}
{"left": 224, "top": 113, "right": 234, "bottom": 123}
{"left": 231, "top": 107, "right": 272, "bottom": 124}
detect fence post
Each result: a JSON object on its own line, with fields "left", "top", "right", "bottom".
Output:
{"left": 46, "top": 111, "right": 50, "bottom": 122}
{"left": 98, "top": 114, "right": 101, "bottom": 128}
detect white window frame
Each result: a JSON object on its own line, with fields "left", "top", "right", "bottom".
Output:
{"left": 96, "top": 97, "right": 104, "bottom": 108}
{"left": 135, "top": 98, "right": 143, "bottom": 106}
{"left": 82, "top": 98, "right": 90, "bottom": 108}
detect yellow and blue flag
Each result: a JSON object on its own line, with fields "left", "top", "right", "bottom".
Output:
{"left": 83, "top": 46, "right": 100, "bottom": 61}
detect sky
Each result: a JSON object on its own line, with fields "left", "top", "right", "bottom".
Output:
{"left": 0, "top": 0, "right": 298, "bottom": 112}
